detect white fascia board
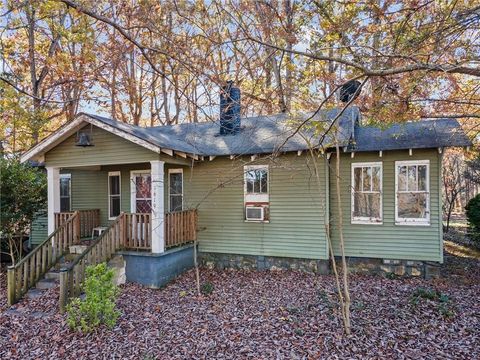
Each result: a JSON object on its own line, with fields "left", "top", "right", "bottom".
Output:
{"left": 20, "top": 116, "right": 84, "bottom": 163}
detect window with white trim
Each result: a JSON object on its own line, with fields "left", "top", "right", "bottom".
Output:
{"left": 244, "top": 165, "right": 269, "bottom": 222}
{"left": 169, "top": 169, "right": 183, "bottom": 212}
{"left": 108, "top": 171, "right": 121, "bottom": 219}
{"left": 131, "top": 171, "right": 152, "bottom": 213}
{"left": 60, "top": 174, "right": 71, "bottom": 212}
{"left": 245, "top": 166, "right": 268, "bottom": 194}
{"left": 395, "top": 160, "right": 430, "bottom": 225}
{"left": 351, "top": 162, "right": 382, "bottom": 223}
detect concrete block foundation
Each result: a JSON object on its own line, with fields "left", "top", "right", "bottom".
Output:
{"left": 118, "top": 244, "right": 194, "bottom": 288}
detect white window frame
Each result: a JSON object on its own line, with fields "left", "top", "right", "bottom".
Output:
{"left": 395, "top": 160, "right": 430, "bottom": 226}
{"left": 59, "top": 173, "right": 71, "bottom": 212}
{"left": 244, "top": 165, "right": 269, "bottom": 203}
{"left": 168, "top": 168, "right": 184, "bottom": 212}
{"left": 351, "top": 162, "right": 383, "bottom": 225}
{"left": 130, "top": 170, "right": 151, "bottom": 213}
{"left": 108, "top": 171, "right": 121, "bottom": 220}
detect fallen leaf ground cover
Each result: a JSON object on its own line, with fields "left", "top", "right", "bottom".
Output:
{"left": 0, "top": 265, "right": 7, "bottom": 311}
{"left": 1, "top": 252, "right": 479, "bottom": 360}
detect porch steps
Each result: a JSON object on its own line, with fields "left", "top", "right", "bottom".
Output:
{"left": 36, "top": 278, "right": 58, "bottom": 290}
{"left": 24, "top": 250, "right": 82, "bottom": 301}
{"left": 26, "top": 288, "right": 45, "bottom": 300}
{"left": 44, "top": 271, "right": 60, "bottom": 280}
{"left": 69, "top": 244, "right": 89, "bottom": 254}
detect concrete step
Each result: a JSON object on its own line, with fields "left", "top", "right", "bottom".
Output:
{"left": 36, "top": 278, "right": 58, "bottom": 290}
{"left": 26, "top": 288, "right": 45, "bottom": 299}
{"left": 44, "top": 271, "right": 60, "bottom": 280}
{"left": 63, "top": 253, "right": 78, "bottom": 262}
{"left": 108, "top": 255, "right": 126, "bottom": 286}
{"left": 69, "top": 244, "right": 89, "bottom": 254}
{"left": 52, "top": 253, "right": 78, "bottom": 270}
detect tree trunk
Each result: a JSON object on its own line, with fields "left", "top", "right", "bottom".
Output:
{"left": 193, "top": 238, "right": 201, "bottom": 296}
{"left": 334, "top": 143, "right": 352, "bottom": 335}
{"left": 284, "top": 0, "right": 294, "bottom": 112}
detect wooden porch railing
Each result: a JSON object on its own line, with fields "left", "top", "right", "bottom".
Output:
{"left": 124, "top": 213, "right": 151, "bottom": 250}
{"left": 55, "top": 209, "right": 100, "bottom": 238}
{"left": 165, "top": 209, "right": 198, "bottom": 249}
{"left": 59, "top": 213, "right": 125, "bottom": 312}
{"left": 122, "top": 209, "right": 198, "bottom": 250}
{"left": 57, "top": 209, "right": 197, "bottom": 311}
{"left": 7, "top": 211, "right": 80, "bottom": 305}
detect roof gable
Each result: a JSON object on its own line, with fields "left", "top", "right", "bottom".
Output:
{"left": 44, "top": 124, "right": 162, "bottom": 167}
{"left": 20, "top": 114, "right": 165, "bottom": 163}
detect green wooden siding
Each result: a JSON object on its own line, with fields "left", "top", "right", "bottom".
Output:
{"left": 41, "top": 124, "right": 443, "bottom": 262}
{"left": 30, "top": 211, "right": 48, "bottom": 247}
{"left": 58, "top": 156, "right": 329, "bottom": 260}
{"left": 184, "top": 155, "right": 329, "bottom": 260}
{"left": 329, "top": 149, "right": 443, "bottom": 262}
{"left": 66, "top": 164, "right": 150, "bottom": 226}
{"left": 44, "top": 124, "right": 176, "bottom": 167}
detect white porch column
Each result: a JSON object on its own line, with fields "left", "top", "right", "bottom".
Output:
{"left": 150, "top": 160, "right": 165, "bottom": 253}
{"left": 46, "top": 166, "right": 60, "bottom": 235}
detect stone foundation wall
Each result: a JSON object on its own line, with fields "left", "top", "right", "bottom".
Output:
{"left": 343, "top": 257, "right": 441, "bottom": 279}
{"left": 199, "top": 252, "right": 330, "bottom": 274}
{"left": 199, "top": 252, "right": 441, "bottom": 279}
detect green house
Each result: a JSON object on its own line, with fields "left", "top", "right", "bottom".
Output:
{"left": 21, "top": 92, "right": 471, "bottom": 284}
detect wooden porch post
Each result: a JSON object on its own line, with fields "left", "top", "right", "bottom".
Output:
{"left": 7, "top": 266, "right": 15, "bottom": 306}
{"left": 150, "top": 160, "right": 165, "bottom": 253}
{"left": 46, "top": 167, "right": 60, "bottom": 235}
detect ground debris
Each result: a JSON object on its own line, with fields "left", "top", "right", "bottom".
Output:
{"left": 0, "top": 259, "right": 479, "bottom": 359}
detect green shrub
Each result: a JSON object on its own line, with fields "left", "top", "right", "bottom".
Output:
{"left": 410, "top": 287, "right": 455, "bottom": 318}
{"left": 0, "top": 158, "right": 46, "bottom": 263}
{"left": 466, "top": 195, "right": 480, "bottom": 243}
{"left": 385, "top": 272, "right": 400, "bottom": 280}
{"left": 66, "top": 263, "right": 120, "bottom": 332}
{"left": 411, "top": 287, "right": 440, "bottom": 302}
{"left": 200, "top": 281, "right": 214, "bottom": 295}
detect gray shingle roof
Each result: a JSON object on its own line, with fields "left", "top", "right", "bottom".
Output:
{"left": 84, "top": 107, "right": 360, "bottom": 156}
{"left": 83, "top": 108, "right": 470, "bottom": 156}
{"left": 352, "top": 118, "right": 471, "bottom": 152}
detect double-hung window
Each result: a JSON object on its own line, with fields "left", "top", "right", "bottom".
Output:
{"left": 245, "top": 166, "right": 268, "bottom": 196}
{"left": 395, "top": 160, "right": 430, "bottom": 225}
{"left": 59, "top": 174, "right": 71, "bottom": 212}
{"left": 244, "top": 165, "right": 269, "bottom": 222}
{"left": 351, "top": 162, "right": 382, "bottom": 224}
{"left": 168, "top": 169, "right": 183, "bottom": 212}
{"left": 108, "top": 171, "right": 121, "bottom": 219}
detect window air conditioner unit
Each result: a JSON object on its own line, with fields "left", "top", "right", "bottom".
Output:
{"left": 246, "top": 206, "right": 264, "bottom": 221}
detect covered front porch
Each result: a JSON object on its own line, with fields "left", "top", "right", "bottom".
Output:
{"left": 8, "top": 159, "right": 197, "bottom": 308}
{"left": 54, "top": 209, "right": 197, "bottom": 252}
{"left": 48, "top": 158, "right": 197, "bottom": 254}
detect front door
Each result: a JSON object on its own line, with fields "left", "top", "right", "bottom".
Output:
{"left": 131, "top": 172, "right": 152, "bottom": 213}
